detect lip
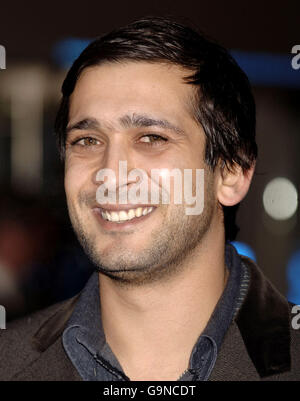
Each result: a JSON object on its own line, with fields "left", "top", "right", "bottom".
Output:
{"left": 92, "top": 205, "right": 157, "bottom": 230}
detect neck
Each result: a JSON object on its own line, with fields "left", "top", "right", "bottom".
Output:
{"left": 98, "top": 221, "right": 228, "bottom": 380}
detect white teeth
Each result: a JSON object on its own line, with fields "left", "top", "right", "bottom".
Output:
{"left": 110, "top": 212, "right": 119, "bottom": 222}
{"left": 127, "top": 209, "right": 135, "bottom": 219}
{"left": 118, "top": 211, "right": 128, "bottom": 221}
{"left": 135, "top": 207, "right": 143, "bottom": 218}
{"left": 102, "top": 207, "right": 154, "bottom": 222}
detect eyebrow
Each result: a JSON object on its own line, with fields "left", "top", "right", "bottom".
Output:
{"left": 66, "top": 113, "right": 186, "bottom": 136}
{"left": 66, "top": 118, "right": 100, "bottom": 134}
{"left": 119, "top": 114, "right": 186, "bottom": 136}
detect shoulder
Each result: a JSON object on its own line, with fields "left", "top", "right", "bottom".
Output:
{"left": 262, "top": 302, "right": 300, "bottom": 381}
{"left": 238, "top": 257, "right": 300, "bottom": 380}
{"left": 212, "top": 257, "right": 300, "bottom": 381}
{"left": 0, "top": 296, "right": 78, "bottom": 380}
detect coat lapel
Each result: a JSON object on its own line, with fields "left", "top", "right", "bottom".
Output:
{"left": 211, "top": 257, "right": 291, "bottom": 380}
{"left": 12, "top": 336, "right": 81, "bottom": 381}
{"left": 236, "top": 257, "right": 291, "bottom": 378}
{"left": 12, "top": 294, "right": 82, "bottom": 381}
{"left": 209, "top": 322, "right": 260, "bottom": 381}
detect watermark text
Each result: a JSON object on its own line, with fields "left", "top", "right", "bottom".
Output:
{"left": 291, "top": 45, "right": 300, "bottom": 70}
{"left": 0, "top": 45, "right": 6, "bottom": 70}
{"left": 0, "top": 305, "right": 6, "bottom": 329}
{"left": 291, "top": 305, "right": 300, "bottom": 329}
{"left": 95, "top": 161, "right": 204, "bottom": 215}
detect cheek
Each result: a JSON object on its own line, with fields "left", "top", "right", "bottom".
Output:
{"left": 64, "top": 162, "right": 87, "bottom": 201}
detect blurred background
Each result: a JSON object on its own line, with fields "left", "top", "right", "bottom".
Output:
{"left": 0, "top": 1, "right": 299, "bottom": 319}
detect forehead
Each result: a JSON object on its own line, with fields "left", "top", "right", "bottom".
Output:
{"left": 69, "top": 62, "right": 196, "bottom": 125}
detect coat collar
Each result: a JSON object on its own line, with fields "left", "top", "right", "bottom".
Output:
{"left": 33, "top": 294, "right": 80, "bottom": 352}
{"left": 235, "top": 256, "right": 291, "bottom": 378}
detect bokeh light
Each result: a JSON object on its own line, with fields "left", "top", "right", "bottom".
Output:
{"left": 231, "top": 241, "right": 256, "bottom": 262}
{"left": 287, "top": 250, "right": 300, "bottom": 305}
{"left": 263, "top": 177, "right": 298, "bottom": 220}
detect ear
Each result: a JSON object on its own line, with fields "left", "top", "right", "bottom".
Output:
{"left": 216, "top": 162, "right": 255, "bottom": 207}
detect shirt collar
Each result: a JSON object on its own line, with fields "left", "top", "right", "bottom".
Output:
{"left": 63, "top": 243, "right": 248, "bottom": 380}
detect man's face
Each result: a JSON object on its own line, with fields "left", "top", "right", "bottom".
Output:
{"left": 65, "top": 62, "right": 219, "bottom": 285}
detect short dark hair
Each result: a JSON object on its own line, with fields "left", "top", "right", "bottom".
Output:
{"left": 55, "top": 16, "right": 257, "bottom": 240}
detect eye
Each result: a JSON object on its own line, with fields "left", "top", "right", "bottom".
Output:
{"left": 72, "top": 137, "right": 101, "bottom": 146}
{"left": 139, "top": 134, "right": 168, "bottom": 146}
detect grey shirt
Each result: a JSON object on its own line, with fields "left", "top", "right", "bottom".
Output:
{"left": 62, "top": 243, "right": 250, "bottom": 381}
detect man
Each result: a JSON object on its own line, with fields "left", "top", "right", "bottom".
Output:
{"left": 1, "top": 16, "right": 299, "bottom": 381}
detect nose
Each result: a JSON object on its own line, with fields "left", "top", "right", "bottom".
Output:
{"left": 93, "top": 137, "right": 137, "bottom": 194}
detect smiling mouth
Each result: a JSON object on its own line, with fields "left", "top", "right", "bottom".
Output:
{"left": 98, "top": 206, "right": 155, "bottom": 223}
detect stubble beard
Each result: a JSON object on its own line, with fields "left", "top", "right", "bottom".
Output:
{"left": 68, "top": 184, "right": 215, "bottom": 287}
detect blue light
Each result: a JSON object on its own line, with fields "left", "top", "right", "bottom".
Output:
{"left": 287, "top": 250, "right": 300, "bottom": 304}
{"left": 231, "top": 241, "right": 256, "bottom": 262}
{"left": 231, "top": 50, "right": 300, "bottom": 89}
{"left": 52, "top": 38, "right": 92, "bottom": 69}
{"left": 52, "top": 39, "right": 300, "bottom": 88}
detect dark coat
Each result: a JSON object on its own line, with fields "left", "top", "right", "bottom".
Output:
{"left": 1, "top": 257, "right": 300, "bottom": 381}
